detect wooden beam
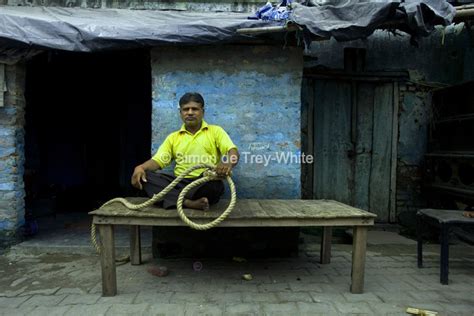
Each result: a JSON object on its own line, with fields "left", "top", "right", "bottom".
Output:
{"left": 307, "top": 79, "right": 315, "bottom": 197}
{"left": 455, "top": 4, "right": 474, "bottom": 10}
{"left": 455, "top": 8, "right": 474, "bottom": 20}
{"left": 93, "top": 216, "right": 375, "bottom": 227}
{"left": 389, "top": 82, "right": 399, "bottom": 223}
{"left": 237, "top": 6, "right": 474, "bottom": 38}
{"left": 304, "top": 69, "right": 409, "bottom": 80}
{"left": 236, "top": 24, "right": 300, "bottom": 35}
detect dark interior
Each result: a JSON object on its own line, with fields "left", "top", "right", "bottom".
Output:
{"left": 24, "top": 50, "right": 151, "bottom": 221}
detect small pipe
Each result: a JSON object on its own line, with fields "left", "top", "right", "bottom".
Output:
{"left": 455, "top": 8, "right": 474, "bottom": 19}
{"left": 454, "top": 4, "right": 474, "bottom": 11}
{"left": 236, "top": 24, "right": 299, "bottom": 35}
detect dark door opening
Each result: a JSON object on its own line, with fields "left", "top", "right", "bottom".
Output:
{"left": 24, "top": 50, "right": 151, "bottom": 225}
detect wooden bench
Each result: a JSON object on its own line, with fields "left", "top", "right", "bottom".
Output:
{"left": 417, "top": 209, "right": 474, "bottom": 284}
{"left": 89, "top": 198, "right": 376, "bottom": 296}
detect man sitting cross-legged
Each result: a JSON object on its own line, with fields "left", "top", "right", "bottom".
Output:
{"left": 131, "top": 92, "right": 239, "bottom": 210}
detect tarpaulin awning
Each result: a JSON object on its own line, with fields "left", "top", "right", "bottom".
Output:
{"left": 0, "top": 6, "right": 278, "bottom": 52}
{"left": 0, "top": 0, "right": 457, "bottom": 56}
{"left": 290, "top": 0, "right": 456, "bottom": 42}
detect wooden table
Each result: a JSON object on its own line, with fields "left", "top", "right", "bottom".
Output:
{"left": 89, "top": 198, "right": 376, "bottom": 296}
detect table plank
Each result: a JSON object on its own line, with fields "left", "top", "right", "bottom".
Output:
{"left": 258, "top": 200, "right": 299, "bottom": 218}
{"left": 90, "top": 199, "right": 377, "bottom": 221}
{"left": 418, "top": 209, "right": 474, "bottom": 224}
{"left": 235, "top": 200, "right": 265, "bottom": 218}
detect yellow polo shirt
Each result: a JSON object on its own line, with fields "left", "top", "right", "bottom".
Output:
{"left": 152, "top": 120, "right": 237, "bottom": 178}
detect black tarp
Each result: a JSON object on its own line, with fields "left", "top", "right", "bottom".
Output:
{"left": 0, "top": 0, "right": 456, "bottom": 55}
{"left": 290, "top": 0, "right": 456, "bottom": 41}
{"left": 0, "top": 6, "right": 274, "bottom": 52}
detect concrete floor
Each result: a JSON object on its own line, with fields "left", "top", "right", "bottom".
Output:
{"left": 1, "top": 220, "right": 474, "bottom": 315}
{"left": 13, "top": 212, "right": 152, "bottom": 256}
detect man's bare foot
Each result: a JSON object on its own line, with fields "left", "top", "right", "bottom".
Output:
{"left": 463, "top": 211, "right": 474, "bottom": 218}
{"left": 184, "top": 197, "right": 209, "bottom": 210}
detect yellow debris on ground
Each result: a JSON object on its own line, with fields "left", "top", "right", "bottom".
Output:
{"left": 232, "top": 256, "right": 247, "bottom": 263}
{"left": 406, "top": 307, "right": 438, "bottom": 316}
{"left": 242, "top": 274, "right": 253, "bottom": 281}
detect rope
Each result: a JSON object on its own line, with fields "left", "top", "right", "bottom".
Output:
{"left": 176, "top": 171, "right": 236, "bottom": 230}
{"left": 91, "top": 163, "right": 237, "bottom": 254}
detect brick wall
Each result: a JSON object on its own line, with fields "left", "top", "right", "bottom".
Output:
{"left": 151, "top": 45, "right": 303, "bottom": 198}
{"left": 0, "top": 63, "right": 26, "bottom": 246}
{"left": 396, "top": 83, "right": 432, "bottom": 216}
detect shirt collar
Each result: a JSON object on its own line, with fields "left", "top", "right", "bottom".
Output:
{"left": 179, "top": 120, "right": 208, "bottom": 134}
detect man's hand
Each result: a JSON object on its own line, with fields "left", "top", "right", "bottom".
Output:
{"left": 215, "top": 161, "right": 233, "bottom": 177}
{"left": 131, "top": 159, "right": 161, "bottom": 190}
{"left": 215, "top": 148, "right": 239, "bottom": 177}
{"left": 131, "top": 165, "right": 147, "bottom": 190}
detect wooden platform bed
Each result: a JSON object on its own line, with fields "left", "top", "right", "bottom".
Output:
{"left": 89, "top": 198, "right": 376, "bottom": 296}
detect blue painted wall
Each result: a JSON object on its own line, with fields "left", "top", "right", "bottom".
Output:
{"left": 151, "top": 46, "right": 303, "bottom": 199}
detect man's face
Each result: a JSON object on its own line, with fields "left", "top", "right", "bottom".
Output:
{"left": 180, "top": 101, "right": 204, "bottom": 129}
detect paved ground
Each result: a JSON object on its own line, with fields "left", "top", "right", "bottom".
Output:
{"left": 1, "top": 227, "right": 474, "bottom": 315}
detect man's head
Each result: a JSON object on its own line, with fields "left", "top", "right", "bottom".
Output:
{"left": 179, "top": 92, "right": 205, "bottom": 130}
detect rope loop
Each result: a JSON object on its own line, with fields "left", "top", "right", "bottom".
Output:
{"left": 91, "top": 163, "right": 237, "bottom": 253}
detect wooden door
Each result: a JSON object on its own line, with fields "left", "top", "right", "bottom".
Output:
{"left": 308, "top": 79, "right": 397, "bottom": 222}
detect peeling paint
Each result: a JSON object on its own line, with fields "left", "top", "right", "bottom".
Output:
{"left": 151, "top": 45, "right": 304, "bottom": 198}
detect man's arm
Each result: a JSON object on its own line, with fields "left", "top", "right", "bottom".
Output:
{"left": 131, "top": 159, "right": 161, "bottom": 190}
{"left": 133, "top": 134, "right": 174, "bottom": 189}
{"left": 215, "top": 148, "right": 239, "bottom": 176}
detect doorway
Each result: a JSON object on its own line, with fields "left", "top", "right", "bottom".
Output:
{"left": 24, "top": 50, "right": 151, "bottom": 228}
{"left": 302, "top": 74, "right": 402, "bottom": 222}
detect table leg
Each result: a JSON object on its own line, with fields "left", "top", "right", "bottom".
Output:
{"left": 440, "top": 223, "right": 449, "bottom": 285}
{"left": 417, "top": 212, "right": 423, "bottom": 268}
{"left": 98, "top": 224, "right": 117, "bottom": 296}
{"left": 130, "top": 225, "right": 142, "bottom": 265}
{"left": 320, "top": 226, "right": 332, "bottom": 264}
{"left": 351, "top": 226, "right": 368, "bottom": 294}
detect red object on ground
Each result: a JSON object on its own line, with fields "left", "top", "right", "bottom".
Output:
{"left": 147, "top": 266, "right": 169, "bottom": 277}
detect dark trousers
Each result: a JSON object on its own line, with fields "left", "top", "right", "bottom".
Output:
{"left": 143, "top": 171, "right": 225, "bottom": 209}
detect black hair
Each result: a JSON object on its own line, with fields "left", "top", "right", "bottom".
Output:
{"left": 179, "top": 92, "right": 205, "bottom": 108}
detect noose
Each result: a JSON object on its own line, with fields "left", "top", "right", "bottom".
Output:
{"left": 91, "top": 163, "right": 236, "bottom": 255}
